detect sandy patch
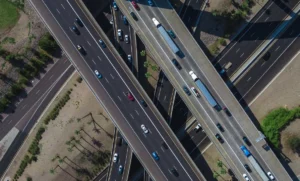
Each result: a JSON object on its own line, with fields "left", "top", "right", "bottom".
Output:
{"left": 4, "top": 73, "right": 114, "bottom": 181}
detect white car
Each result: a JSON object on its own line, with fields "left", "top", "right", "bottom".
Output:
{"left": 189, "top": 71, "right": 198, "bottom": 81}
{"left": 243, "top": 173, "right": 250, "bottom": 181}
{"left": 125, "top": 35, "right": 129, "bottom": 43}
{"left": 113, "top": 153, "right": 118, "bottom": 163}
{"left": 267, "top": 172, "right": 275, "bottom": 180}
{"left": 141, "top": 124, "right": 149, "bottom": 134}
{"left": 127, "top": 54, "right": 132, "bottom": 62}
{"left": 117, "top": 29, "right": 122, "bottom": 40}
{"left": 194, "top": 123, "right": 203, "bottom": 132}
{"left": 191, "top": 87, "right": 200, "bottom": 97}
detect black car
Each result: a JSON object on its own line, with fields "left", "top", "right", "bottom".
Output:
{"left": 130, "top": 12, "right": 138, "bottom": 21}
{"left": 161, "top": 142, "right": 168, "bottom": 149}
{"left": 71, "top": 26, "right": 80, "bottom": 35}
{"left": 170, "top": 168, "right": 179, "bottom": 177}
{"left": 243, "top": 136, "right": 252, "bottom": 146}
{"left": 215, "top": 133, "right": 224, "bottom": 143}
{"left": 172, "top": 59, "right": 182, "bottom": 70}
{"left": 75, "top": 18, "right": 83, "bottom": 27}
{"left": 117, "top": 136, "right": 122, "bottom": 146}
{"left": 244, "top": 164, "right": 252, "bottom": 172}
{"left": 223, "top": 107, "right": 232, "bottom": 117}
{"left": 263, "top": 52, "right": 271, "bottom": 61}
{"left": 182, "top": 86, "right": 191, "bottom": 96}
{"left": 216, "top": 123, "right": 224, "bottom": 132}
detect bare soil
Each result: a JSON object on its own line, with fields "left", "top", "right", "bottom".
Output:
{"left": 4, "top": 73, "right": 114, "bottom": 181}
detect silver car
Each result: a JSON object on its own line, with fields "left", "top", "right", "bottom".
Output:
{"left": 117, "top": 29, "right": 122, "bottom": 40}
{"left": 125, "top": 35, "right": 129, "bottom": 43}
{"left": 141, "top": 124, "right": 149, "bottom": 134}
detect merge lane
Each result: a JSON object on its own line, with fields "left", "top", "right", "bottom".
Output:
{"left": 215, "top": 0, "right": 299, "bottom": 77}
{"left": 43, "top": 0, "right": 201, "bottom": 180}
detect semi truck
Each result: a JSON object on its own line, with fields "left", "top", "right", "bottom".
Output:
{"left": 240, "top": 146, "right": 269, "bottom": 181}
{"left": 189, "top": 71, "right": 218, "bottom": 108}
{"left": 152, "top": 18, "right": 180, "bottom": 55}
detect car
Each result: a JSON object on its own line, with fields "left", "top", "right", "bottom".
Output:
{"left": 161, "top": 142, "right": 168, "bottom": 149}
{"left": 216, "top": 123, "right": 224, "bottom": 132}
{"left": 189, "top": 71, "right": 198, "bottom": 81}
{"left": 131, "top": 1, "right": 139, "bottom": 10}
{"left": 123, "top": 16, "right": 128, "bottom": 25}
{"left": 263, "top": 51, "right": 271, "bottom": 61}
{"left": 242, "top": 173, "right": 250, "bottom": 181}
{"left": 125, "top": 35, "right": 129, "bottom": 44}
{"left": 127, "top": 92, "right": 134, "bottom": 101}
{"left": 117, "top": 29, "right": 123, "bottom": 40}
{"left": 191, "top": 87, "right": 200, "bottom": 97}
{"left": 118, "top": 165, "right": 123, "bottom": 174}
{"left": 141, "top": 124, "right": 149, "bottom": 134}
{"left": 75, "top": 18, "right": 83, "bottom": 27}
{"left": 71, "top": 26, "right": 80, "bottom": 35}
{"left": 194, "top": 123, "right": 203, "bottom": 132}
{"left": 182, "top": 86, "right": 191, "bottom": 96}
{"left": 77, "top": 45, "right": 86, "bottom": 55}
{"left": 167, "top": 30, "right": 176, "bottom": 38}
{"left": 152, "top": 152, "right": 159, "bottom": 160}
{"left": 113, "top": 2, "right": 118, "bottom": 10}
{"left": 98, "top": 39, "right": 106, "bottom": 48}
{"left": 215, "top": 133, "right": 224, "bottom": 143}
{"left": 140, "top": 100, "right": 147, "bottom": 107}
{"left": 127, "top": 54, "right": 132, "bottom": 62}
{"left": 228, "top": 169, "right": 235, "bottom": 177}
{"left": 113, "top": 153, "right": 118, "bottom": 163}
{"left": 267, "top": 171, "right": 275, "bottom": 180}
{"left": 170, "top": 168, "right": 179, "bottom": 177}
{"left": 243, "top": 136, "right": 252, "bottom": 146}
{"left": 244, "top": 164, "right": 251, "bottom": 172}
{"left": 172, "top": 59, "right": 182, "bottom": 70}
{"left": 94, "top": 70, "right": 102, "bottom": 79}
{"left": 130, "top": 12, "right": 138, "bottom": 21}
{"left": 148, "top": 0, "right": 153, "bottom": 6}
{"left": 223, "top": 107, "right": 231, "bottom": 117}
{"left": 117, "top": 137, "right": 122, "bottom": 146}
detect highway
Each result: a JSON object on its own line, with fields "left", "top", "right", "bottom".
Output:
{"left": 234, "top": 15, "right": 300, "bottom": 103}
{"left": 214, "top": 0, "right": 300, "bottom": 77}
{"left": 116, "top": 0, "right": 292, "bottom": 180}
{"left": 30, "top": 0, "right": 205, "bottom": 180}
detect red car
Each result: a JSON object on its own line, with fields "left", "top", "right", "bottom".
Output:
{"left": 127, "top": 92, "right": 134, "bottom": 101}
{"left": 131, "top": 1, "right": 140, "bottom": 10}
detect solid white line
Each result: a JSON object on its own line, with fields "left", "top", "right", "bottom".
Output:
{"left": 92, "top": 59, "right": 96, "bottom": 64}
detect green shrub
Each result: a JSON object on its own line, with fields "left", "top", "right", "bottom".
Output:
{"left": 27, "top": 177, "right": 32, "bottom": 181}
{"left": 38, "top": 32, "right": 58, "bottom": 54}
{"left": 77, "top": 76, "right": 83, "bottom": 83}
{"left": 219, "top": 38, "right": 227, "bottom": 46}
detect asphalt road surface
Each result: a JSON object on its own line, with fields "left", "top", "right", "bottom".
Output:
{"left": 116, "top": 0, "right": 291, "bottom": 180}
{"left": 32, "top": 0, "right": 204, "bottom": 180}
{"left": 214, "top": 0, "right": 300, "bottom": 77}
{"left": 234, "top": 15, "right": 300, "bottom": 104}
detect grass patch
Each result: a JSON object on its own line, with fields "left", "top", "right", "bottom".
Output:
{"left": 0, "top": 0, "right": 20, "bottom": 30}
{"left": 261, "top": 107, "right": 300, "bottom": 148}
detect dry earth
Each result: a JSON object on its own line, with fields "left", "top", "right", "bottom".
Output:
{"left": 4, "top": 73, "right": 114, "bottom": 181}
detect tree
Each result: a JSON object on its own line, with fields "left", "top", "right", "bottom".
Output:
{"left": 287, "top": 135, "right": 300, "bottom": 153}
{"left": 151, "top": 65, "right": 159, "bottom": 72}
{"left": 38, "top": 33, "right": 58, "bottom": 54}
{"left": 145, "top": 72, "right": 152, "bottom": 79}
{"left": 50, "top": 168, "right": 55, "bottom": 174}
{"left": 140, "top": 50, "right": 146, "bottom": 56}
{"left": 143, "top": 60, "right": 151, "bottom": 68}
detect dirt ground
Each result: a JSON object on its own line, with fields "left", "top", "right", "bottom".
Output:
{"left": 202, "top": 144, "right": 232, "bottom": 181}
{"left": 4, "top": 73, "right": 114, "bottom": 181}
{"left": 250, "top": 52, "right": 300, "bottom": 176}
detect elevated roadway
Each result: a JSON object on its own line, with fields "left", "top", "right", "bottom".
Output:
{"left": 29, "top": 0, "right": 205, "bottom": 180}
{"left": 116, "top": 0, "right": 292, "bottom": 180}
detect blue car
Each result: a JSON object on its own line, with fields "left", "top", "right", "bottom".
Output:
{"left": 123, "top": 16, "right": 128, "bottom": 25}
{"left": 98, "top": 39, "right": 106, "bottom": 48}
{"left": 113, "top": 2, "right": 118, "bottom": 10}
{"left": 94, "top": 70, "right": 102, "bottom": 79}
{"left": 148, "top": 0, "right": 153, "bottom": 6}
{"left": 118, "top": 165, "right": 123, "bottom": 174}
{"left": 152, "top": 152, "right": 159, "bottom": 161}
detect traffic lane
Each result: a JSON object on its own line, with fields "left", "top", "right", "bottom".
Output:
{"left": 49, "top": 1, "right": 197, "bottom": 180}
{"left": 40, "top": 1, "right": 168, "bottom": 180}
{"left": 0, "top": 59, "right": 71, "bottom": 138}
{"left": 234, "top": 15, "right": 300, "bottom": 103}
{"left": 181, "top": 129, "right": 206, "bottom": 153}
{"left": 131, "top": 5, "right": 260, "bottom": 180}
{"left": 215, "top": 0, "right": 300, "bottom": 77}
{"left": 181, "top": 0, "right": 204, "bottom": 31}
{"left": 67, "top": 2, "right": 203, "bottom": 180}
{"left": 95, "top": 167, "right": 108, "bottom": 181}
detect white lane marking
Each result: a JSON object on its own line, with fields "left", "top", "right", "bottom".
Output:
{"left": 123, "top": 92, "right": 127, "bottom": 97}
{"left": 61, "top": 4, "right": 65, "bottom": 9}
{"left": 49, "top": 75, "right": 53, "bottom": 80}
{"left": 21, "top": 105, "right": 27, "bottom": 110}
{"left": 87, "top": 41, "right": 91, "bottom": 46}
{"left": 269, "top": 22, "right": 273, "bottom": 27}
{"left": 247, "top": 77, "right": 252, "bottom": 82}
{"left": 255, "top": 37, "right": 259, "bottom": 42}
{"left": 105, "top": 77, "right": 109, "bottom": 83}
{"left": 240, "top": 53, "right": 244, "bottom": 58}
{"left": 264, "top": 17, "right": 269, "bottom": 22}
{"left": 130, "top": 114, "right": 134, "bottom": 119}
{"left": 117, "top": 96, "right": 122, "bottom": 101}
{"left": 236, "top": 48, "right": 240, "bottom": 53}
{"left": 56, "top": 9, "right": 60, "bottom": 14}
{"left": 36, "top": 90, "right": 40, "bottom": 94}
{"left": 289, "top": 30, "right": 294, "bottom": 35}
{"left": 92, "top": 59, "right": 96, "bottom": 65}
{"left": 163, "top": 95, "right": 167, "bottom": 101}
{"left": 8, "top": 120, "right": 12, "bottom": 124}
{"left": 261, "top": 62, "right": 266, "bottom": 67}
{"left": 196, "top": 0, "right": 198, "bottom": 3}
{"left": 250, "top": 33, "right": 255, "bottom": 37}
{"left": 135, "top": 110, "right": 139, "bottom": 115}
{"left": 97, "top": 56, "right": 102, "bottom": 61}
{"left": 275, "top": 46, "right": 280, "bottom": 51}
{"left": 110, "top": 74, "right": 115, "bottom": 79}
